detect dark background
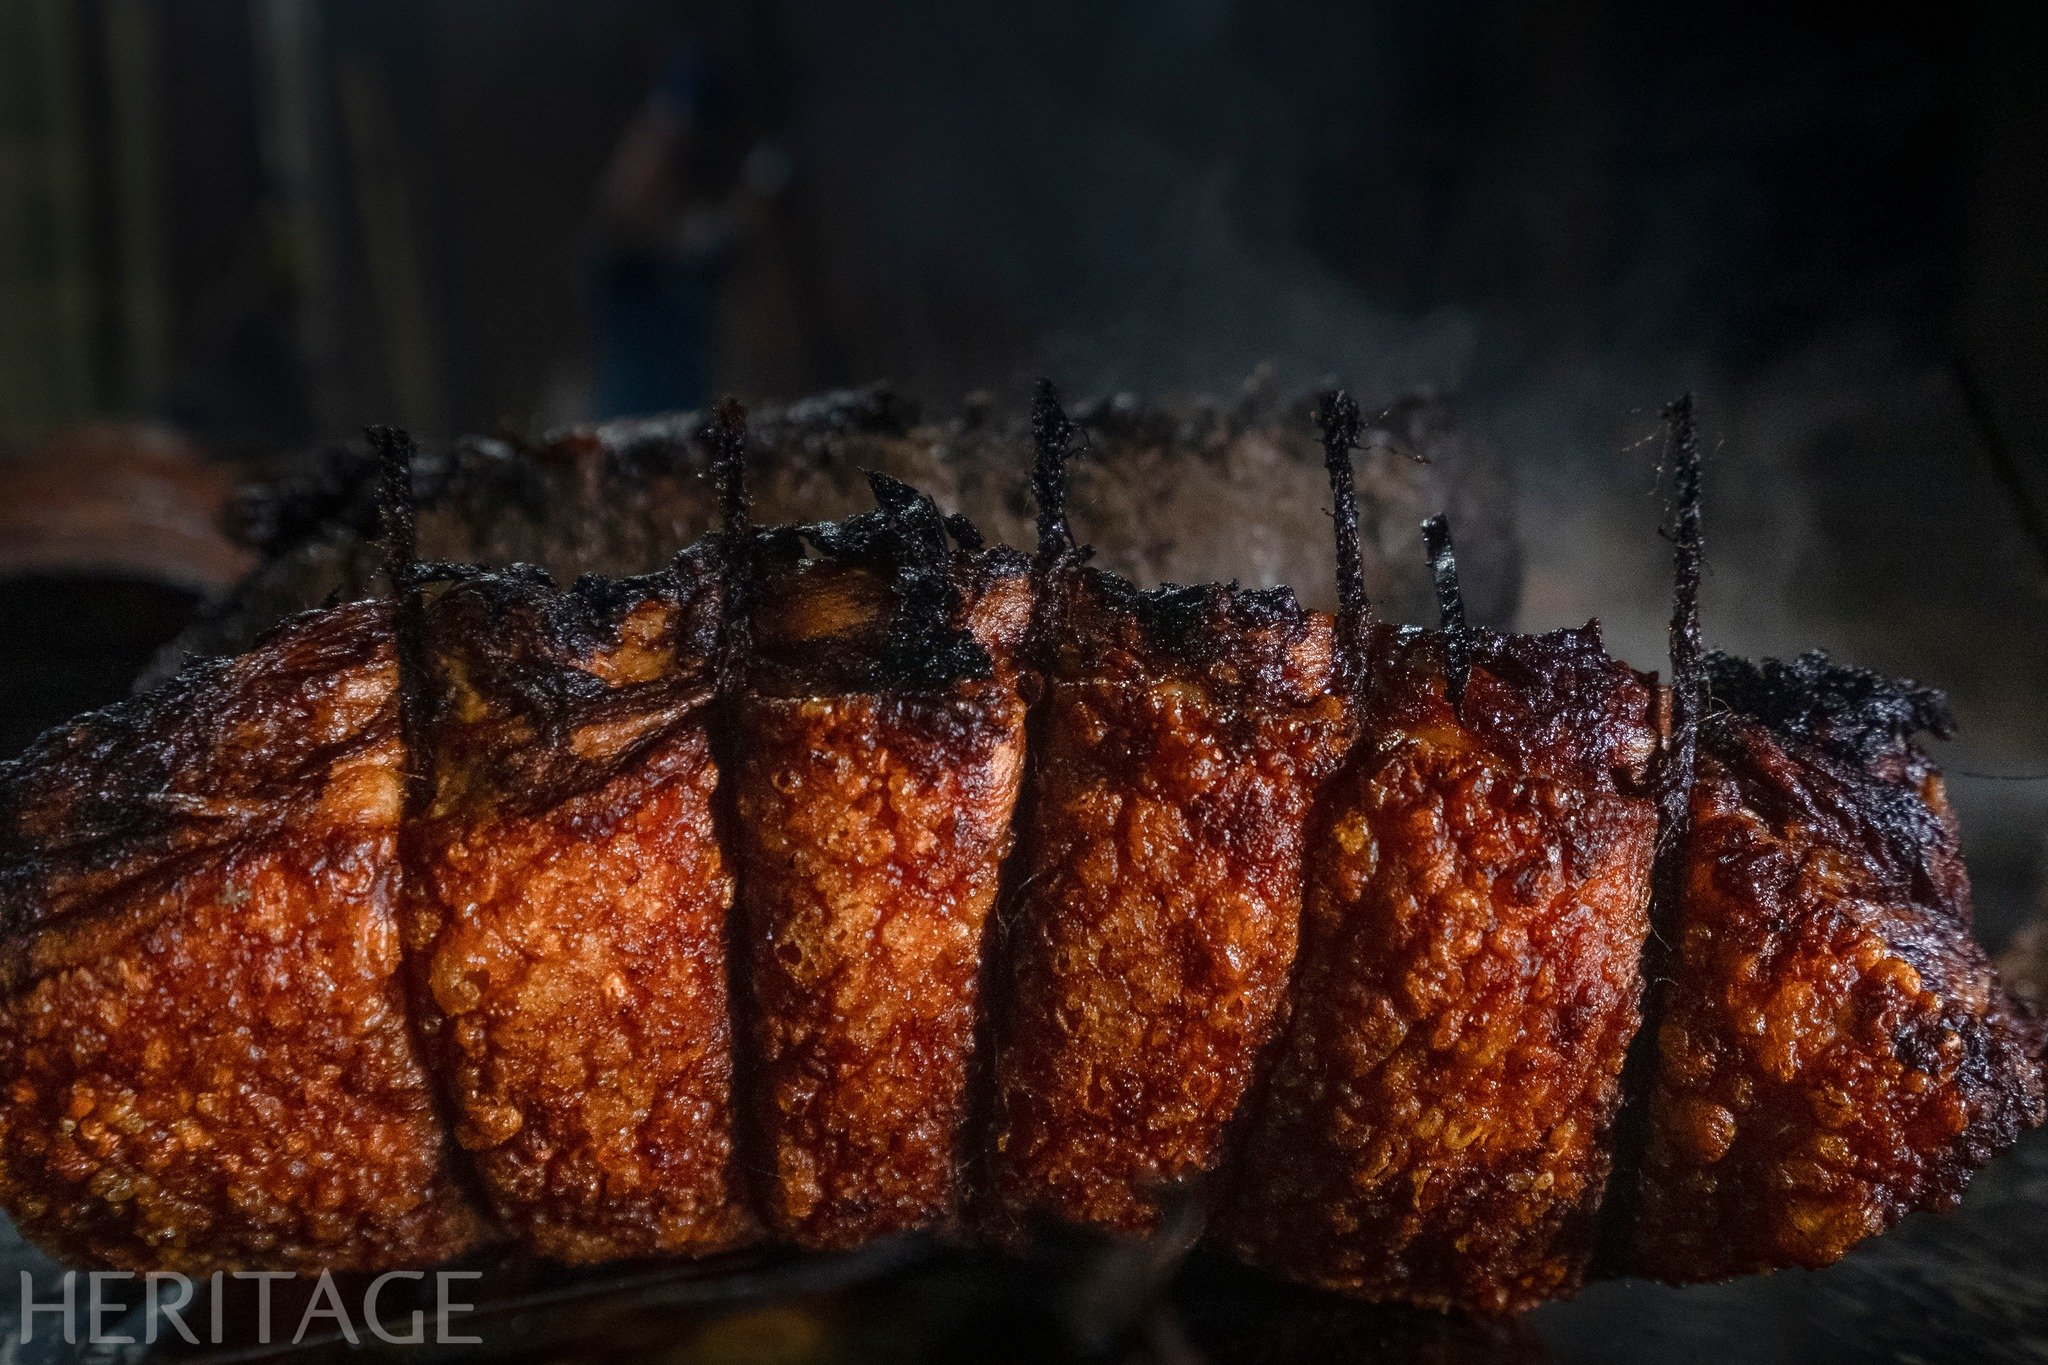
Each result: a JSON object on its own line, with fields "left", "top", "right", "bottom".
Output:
{"left": 2, "top": 0, "right": 2046, "bottom": 938}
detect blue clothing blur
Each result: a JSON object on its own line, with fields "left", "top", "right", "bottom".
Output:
{"left": 589, "top": 250, "right": 721, "bottom": 419}
{"left": 588, "top": 43, "right": 729, "bottom": 420}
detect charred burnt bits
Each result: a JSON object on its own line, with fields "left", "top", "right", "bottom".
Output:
{"left": 1626, "top": 652, "right": 2047, "bottom": 1282}
{"left": 0, "top": 603, "right": 490, "bottom": 1271}
{"left": 730, "top": 485, "right": 1031, "bottom": 1248}
{"left": 0, "top": 393, "right": 2039, "bottom": 1317}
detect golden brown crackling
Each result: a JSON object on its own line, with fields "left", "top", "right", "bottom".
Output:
{"left": 984, "top": 570, "right": 1351, "bottom": 1241}
{"left": 408, "top": 565, "right": 756, "bottom": 1262}
{"left": 1629, "top": 715, "right": 2047, "bottom": 1282}
{"left": 735, "top": 549, "right": 1029, "bottom": 1248}
{"left": 733, "top": 684, "right": 1025, "bottom": 1247}
{"left": 1217, "top": 625, "right": 1657, "bottom": 1316}
{"left": 0, "top": 603, "right": 490, "bottom": 1271}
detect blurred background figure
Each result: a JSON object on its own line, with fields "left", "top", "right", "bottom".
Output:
{"left": 589, "top": 36, "right": 790, "bottom": 417}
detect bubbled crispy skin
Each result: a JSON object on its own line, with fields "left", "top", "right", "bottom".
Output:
{"left": 1629, "top": 715, "right": 2047, "bottom": 1282}
{"left": 735, "top": 550, "right": 1029, "bottom": 1248}
{"left": 733, "top": 685, "right": 1025, "bottom": 1247}
{"left": 984, "top": 571, "right": 1351, "bottom": 1241}
{"left": 1218, "top": 626, "right": 1658, "bottom": 1316}
{"left": 407, "top": 564, "right": 756, "bottom": 1262}
{"left": 0, "top": 602, "right": 490, "bottom": 1271}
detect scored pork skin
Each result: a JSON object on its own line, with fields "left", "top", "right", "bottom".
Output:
{"left": 1628, "top": 664, "right": 2047, "bottom": 1282}
{"left": 0, "top": 602, "right": 490, "bottom": 1271}
{"left": 732, "top": 505, "right": 1032, "bottom": 1249}
{"left": 1217, "top": 625, "right": 1657, "bottom": 1316}
{"left": 405, "top": 558, "right": 756, "bottom": 1262}
{"left": 984, "top": 571, "right": 1351, "bottom": 1241}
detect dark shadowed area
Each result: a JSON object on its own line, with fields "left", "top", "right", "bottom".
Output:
{"left": 5, "top": 0, "right": 2043, "bottom": 934}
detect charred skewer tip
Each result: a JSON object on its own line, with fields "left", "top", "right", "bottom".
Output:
{"left": 704, "top": 396, "right": 754, "bottom": 688}
{"left": 1030, "top": 379, "right": 1077, "bottom": 560}
{"left": 707, "top": 396, "right": 752, "bottom": 550}
{"left": 1420, "top": 513, "right": 1470, "bottom": 711}
{"left": 1316, "top": 389, "right": 1372, "bottom": 692}
{"left": 1661, "top": 393, "right": 1706, "bottom": 824}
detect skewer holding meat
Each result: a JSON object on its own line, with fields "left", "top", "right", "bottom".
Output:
{"left": 1215, "top": 400, "right": 1660, "bottom": 1316}
{"left": 981, "top": 384, "right": 1354, "bottom": 1241}
{"left": 726, "top": 413, "right": 1033, "bottom": 1249}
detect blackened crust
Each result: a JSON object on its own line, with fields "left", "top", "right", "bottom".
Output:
{"left": 1042, "top": 566, "right": 1336, "bottom": 707}
{"left": 1705, "top": 649, "right": 1954, "bottom": 773}
{"left": 747, "top": 489, "right": 1031, "bottom": 698}
{"left": 1, "top": 603, "right": 411, "bottom": 945}
{"left": 416, "top": 552, "right": 722, "bottom": 821}
{"left": 1629, "top": 712, "right": 2046, "bottom": 1282}
{"left": 1371, "top": 622, "right": 1660, "bottom": 793}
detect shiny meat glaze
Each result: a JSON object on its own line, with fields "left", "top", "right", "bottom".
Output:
{"left": 1217, "top": 626, "right": 1658, "bottom": 1315}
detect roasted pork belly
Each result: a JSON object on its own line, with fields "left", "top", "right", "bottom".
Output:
{"left": 403, "top": 555, "right": 754, "bottom": 1262}
{"left": 1217, "top": 624, "right": 1658, "bottom": 1315}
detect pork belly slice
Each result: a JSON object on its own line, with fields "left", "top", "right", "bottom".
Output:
{"left": 406, "top": 555, "right": 756, "bottom": 1262}
{"left": 0, "top": 602, "right": 491, "bottom": 1271}
{"left": 984, "top": 569, "right": 1351, "bottom": 1242}
{"left": 1217, "top": 624, "right": 1658, "bottom": 1316}
{"left": 1627, "top": 652, "right": 2046, "bottom": 1283}
{"left": 732, "top": 480, "right": 1031, "bottom": 1249}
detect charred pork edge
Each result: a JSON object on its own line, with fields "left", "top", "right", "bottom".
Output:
{"left": 6, "top": 389, "right": 2028, "bottom": 1304}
